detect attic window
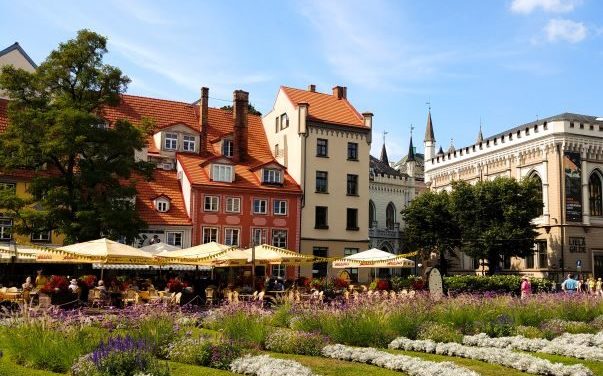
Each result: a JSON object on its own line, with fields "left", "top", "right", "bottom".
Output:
{"left": 222, "top": 139, "right": 234, "bottom": 157}
{"left": 212, "top": 164, "right": 233, "bottom": 183}
{"left": 263, "top": 168, "right": 282, "bottom": 184}
{"left": 155, "top": 197, "right": 170, "bottom": 213}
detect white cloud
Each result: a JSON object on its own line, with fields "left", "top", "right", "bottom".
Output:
{"left": 510, "top": 0, "right": 582, "bottom": 14}
{"left": 544, "top": 18, "right": 587, "bottom": 43}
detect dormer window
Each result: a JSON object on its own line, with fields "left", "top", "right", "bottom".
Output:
{"left": 183, "top": 135, "right": 196, "bottom": 152}
{"left": 263, "top": 168, "right": 282, "bottom": 184}
{"left": 154, "top": 197, "right": 170, "bottom": 212}
{"left": 212, "top": 164, "right": 233, "bottom": 183}
{"left": 165, "top": 133, "right": 178, "bottom": 150}
{"left": 222, "top": 139, "right": 234, "bottom": 157}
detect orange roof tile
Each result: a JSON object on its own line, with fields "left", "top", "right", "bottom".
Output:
{"left": 281, "top": 86, "right": 366, "bottom": 128}
{"left": 133, "top": 169, "right": 191, "bottom": 226}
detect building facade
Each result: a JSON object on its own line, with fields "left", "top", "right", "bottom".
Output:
{"left": 425, "top": 113, "right": 603, "bottom": 280}
{"left": 263, "top": 85, "right": 372, "bottom": 281}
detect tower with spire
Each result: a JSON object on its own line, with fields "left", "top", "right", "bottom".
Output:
{"left": 405, "top": 127, "right": 416, "bottom": 179}
{"left": 424, "top": 107, "right": 436, "bottom": 160}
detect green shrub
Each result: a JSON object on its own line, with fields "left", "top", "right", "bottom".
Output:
{"left": 130, "top": 313, "right": 178, "bottom": 358}
{"left": 483, "top": 314, "right": 515, "bottom": 337}
{"left": 590, "top": 315, "right": 603, "bottom": 330}
{"left": 204, "top": 306, "right": 270, "bottom": 347}
{"left": 540, "top": 319, "right": 594, "bottom": 339}
{"left": 265, "top": 328, "right": 329, "bottom": 356}
{"left": 416, "top": 322, "right": 462, "bottom": 343}
{"left": 444, "top": 275, "right": 554, "bottom": 294}
{"left": 515, "top": 325, "right": 545, "bottom": 338}
{"left": 166, "top": 336, "right": 241, "bottom": 369}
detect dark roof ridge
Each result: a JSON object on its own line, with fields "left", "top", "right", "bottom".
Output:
{"left": 0, "top": 42, "right": 38, "bottom": 69}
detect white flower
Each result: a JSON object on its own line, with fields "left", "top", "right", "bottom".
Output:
{"left": 323, "top": 344, "right": 479, "bottom": 376}
{"left": 230, "top": 354, "right": 317, "bottom": 376}
{"left": 389, "top": 337, "right": 592, "bottom": 376}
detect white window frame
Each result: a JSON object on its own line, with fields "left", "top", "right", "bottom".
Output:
{"left": 263, "top": 168, "right": 282, "bottom": 184}
{"left": 272, "top": 264, "right": 286, "bottom": 278}
{"left": 155, "top": 198, "right": 170, "bottom": 212}
{"left": 252, "top": 228, "right": 267, "bottom": 245}
{"left": 272, "top": 229, "right": 287, "bottom": 248}
{"left": 224, "top": 227, "right": 240, "bottom": 246}
{"left": 225, "top": 197, "right": 241, "bottom": 213}
{"left": 202, "top": 227, "right": 219, "bottom": 243}
{"left": 273, "top": 200, "right": 287, "bottom": 215}
{"left": 212, "top": 164, "right": 233, "bottom": 183}
{"left": 222, "top": 139, "right": 234, "bottom": 157}
{"left": 0, "top": 182, "right": 16, "bottom": 192}
{"left": 204, "top": 195, "right": 219, "bottom": 212}
{"left": 31, "top": 231, "right": 51, "bottom": 242}
{"left": 182, "top": 134, "right": 196, "bottom": 152}
{"left": 0, "top": 218, "right": 12, "bottom": 240}
{"left": 253, "top": 199, "right": 267, "bottom": 214}
{"left": 166, "top": 231, "right": 183, "bottom": 247}
{"left": 164, "top": 132, "right": 178, "bottom": 150}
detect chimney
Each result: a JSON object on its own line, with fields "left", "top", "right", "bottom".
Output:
{"left": 199, "top": 87, "right": 209, "bottom": 155}
{"left": 308, "top": 84, "right": 316, "bottom": 92}
{"left": 363, "top": 112, "right": 373, "bottom": 144}
{"left": 332, "top": 85, "right": 346, "bottom": 100}
{"left": 232, "top": 89, "right": 249, "bottom": 162}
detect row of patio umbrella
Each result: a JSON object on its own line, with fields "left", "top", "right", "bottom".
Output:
{"left": 0, "top": 238, "right": 415, "bottom": 269}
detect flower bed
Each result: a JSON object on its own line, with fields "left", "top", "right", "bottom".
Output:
{"left": 230, "top": 354, "right": 316, "bottom": 376}
{"left": 389, "top": 337, "right": 592, "bottom": 376}
{"left": 463, "top": 332, "right": 603, "bottom": 361}
{"left": 322, "top": 344, "right": 480, "bottom": 376}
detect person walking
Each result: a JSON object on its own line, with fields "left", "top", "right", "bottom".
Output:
{"left": 588, "top": 276, "right": 596, "bottom": 294}
{"left": 597, "top": 278, "right": 603, "bottom": 297}
{"left": 561, "top": 273, "right": 578, "bottom": 294}
{"left": 520, "top": 276, "right": 532, "bottom": 299}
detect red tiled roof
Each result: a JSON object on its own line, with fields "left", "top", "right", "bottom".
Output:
{"left": 281, "top": 86, "right": 366, "bottom": 128}
{"left": 133, "top": 169, "right": 191, "bottom": 226}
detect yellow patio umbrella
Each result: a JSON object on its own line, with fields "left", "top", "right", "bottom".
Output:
{"left": 240, "top": 244, "right": 318, "bottom": 265}
{"left": 0, "top": 244, "right": 95, "bottom": 263}
{"left": 155, "top": 242, "right": 233, "bottom": 264}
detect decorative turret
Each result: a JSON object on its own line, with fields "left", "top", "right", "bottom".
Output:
{"left": 380, "top": 142, "right": 389, "bottom": 165}
{"left": 447, "top": 138, "right": 456, "bottom": 154}
{"left": 406, "top": 131, "right": 416, "bottom": 178}
{"left": 477, "top": 121, "right": 483, "bottom": 143}
{"left": 423, "top": 109, "right": 436, "bottom": 160}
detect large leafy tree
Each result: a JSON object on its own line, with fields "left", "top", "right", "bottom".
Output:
{"left": 450, "top": 178, "right": 542, "bottom": 275}
{"left": 402, "top": 190, "right": 461, "bottom": 275}
{"left": 0, "top": 30, "right": 154, "bottom": 244}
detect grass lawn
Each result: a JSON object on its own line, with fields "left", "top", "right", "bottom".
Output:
{"left": 528, "top": 352, "right": 603, "bottom": 375}
{"left": 270, "top": 352, "right": 407, "bottom": 376}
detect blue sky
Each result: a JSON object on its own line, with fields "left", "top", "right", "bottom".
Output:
{"left": 1, "top": 0, "right": 602, "bottom": 161}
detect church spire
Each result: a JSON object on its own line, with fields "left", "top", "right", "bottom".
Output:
{"left": 424, "top": 109, "right": 435, "bottom": 142}
{"left": 407, "top": 125, "right": 416, "bottom": 162}
{"left": 380, "top": 131, "right": 389, "bottom": 165}
{"left": 477, "top": 118, "right": 483, "bottom": 143}
{"left": 423, "top": 102, "right": 436, "bottom": 160}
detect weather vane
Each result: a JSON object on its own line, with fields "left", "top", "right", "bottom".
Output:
{"left": 410, "top": 124, "right": 414, "bottom": 137}
{"left": 426, "top": 99, "right": 431, "bottom": 112}
{"left": 382, "top": 130, "right": 388, "bottom": 145}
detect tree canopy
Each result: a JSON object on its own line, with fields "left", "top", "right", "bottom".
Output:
{"left": 402, "top": 177, "right": 543, "bottom": 275}
{"left": 220, "top": 103, "right": 262, "bottom": 116}
{"left": 0, "top": 30, "right": 154, "bottom": 244}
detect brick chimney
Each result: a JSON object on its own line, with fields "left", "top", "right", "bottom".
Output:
{"left": 199, "top": 87, "right": 209, "bottom": 155}
{"left": 332, "top": 85, "right": 347, "bottom": 100}
{"left": 232, "top": 90, "right": 249, "bottom": 162}
{"left": 308, "top": 84, "right": 316, "bottom": 92}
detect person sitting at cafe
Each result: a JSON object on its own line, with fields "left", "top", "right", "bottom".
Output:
{"left": 97, "top": 280, "right": 108, "bottom": 297}
{"left": 22, "top": 276, "right": 34, "bottom": 291}
{"left": 35, "top": 269, "right": 48, "bottom": 291}
{"left": 68, "top": 279, "right": 79, "bottom": 293}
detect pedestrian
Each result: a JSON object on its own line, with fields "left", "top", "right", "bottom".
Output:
{"left": 588, "top": 276, "right": 596, "bottom": 294}
{"left": 597, "top": 278, "right": 603, "bottom": 297}
{"left": 520, "top": 276, "right": 532, "bottom": 299}
{"left": 561, "top": 273, "right": 578, "bottom": 294}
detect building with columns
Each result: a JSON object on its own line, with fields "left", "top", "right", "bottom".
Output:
{"left": 425, "top": 113, "right": 603, "bottom": 280}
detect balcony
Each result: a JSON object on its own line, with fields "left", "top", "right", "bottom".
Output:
{"left": 369, "top": 222, "right": 402, "bottom": 239}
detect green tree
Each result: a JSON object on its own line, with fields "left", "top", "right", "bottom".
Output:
{"left": 0, "top": 30, "right": 154, "bottom": 244}
{"left": 450, "top": 177, "right": 542, "bottom": 275}
{"left": 402, "top": 190, "right": 460, "bottom": 275}
{"left": 220, "top": 103, "right": 262, "bottom": 116}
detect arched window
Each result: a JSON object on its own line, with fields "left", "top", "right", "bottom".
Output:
{"left": 386, "top": 202, "right": 396, "bottom": 230}
{"left": 590, "top": 172, "right": 603, "bottom": 217}
{"left": 369, "top": 200, "right": 376, "bottom": 228}
{"left": 529, "top": 172, "right": 543, "bottom": 216}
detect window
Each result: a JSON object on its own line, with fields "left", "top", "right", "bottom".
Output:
{"left": 590, "top": 172, "right": 603, "bottom": 216}
{"left": 386, "top": 202, "right": 396, "bottom": 229}
{"left": 253, "top": 199, "right": 267, "bottom": 214}
{"left": 502, "top": 255, "right": 511, "bottom": 270}
{"left": 317, "top": 138, "right": 328, "bottom": 157}
{"left": 526, "top": 252, "right": 535, "bottom": 269}
{"left": 344, "top": 248, "right": 359, "bottom": 282}
{"left": 274, "top": 144, "right": 281, "bottom": 157}
{"left": 569, "top": 237, "right": 586, "bottom": 253}
{"left": 347, "top": 174, "right": 358, "bottom": 196}
{"left": 0, "top": 218, "right": 12, "bottom": 240}
{"left": 312, "top": 247, "right": 328, "bottom": 278}
{"left": 472, "top": 257, "right": 481, "bottom": 270}
{"left": 315, "top": 206, "right": 328, "bottom": 229}
{"left": 0, "top": 182, "right": 15, "bottom": 192}
{"left": 182, "top": 135, "right": 196, "bottom": 152}
{"left": 369, "top": 200, "right": 376, "bottom": 228}
{"left": 204, "top": 196, "right": 219, "bottom": 212}
{"left": 272, "top": 264, "right": 285, "bottom": 278}
{"left": 222, "top": 139, "right": 234, "bottom": 157}
{"left": 212, "top": 164, "right": 233, "bottom": 182}
{"left": 166, "top": 232, "right": 183, "bottom": 247}
{"left": 263, "top": 168, "right": 282, "bottom": 184}
{"left": 272, "top": 229, "right": 287, "bottom": 248}
{"left": 155, "top": 198, "right": 170, "bottom": 212}
{"left": 280, "top": 113, "right": 289, "bottom": 130}
{"left": 252, "top": 228, "right": 267, "bottom": 245}
{"left": 31, "top": 231, "right": 51, "bottom": 242}
{"left": 275, "top": 116, "right": 280, "bottom": 133}
{"left": 202, "top": 227, "right": 218, "bottom": 243}
{"left": 536, "top": 240, "right": 547, "bottom": 268}
{"left": 273, "top": 200, "right": 287, "bottom": 215}
{"left": 225, "top": 197, "right": 241, "bottom": 213}
{"left": 315, "top": 171, "right": 328, "bottom": 193}
{"left": 164, "top": 133, "right": 178, "bottom": 150}
{"left": 347, "top": 142, "right": 358, "bottom": 160}
{"left": 346, "top": 208, "right": 358, "bottom": 230}
{"left": 530, "top": 173, "right": 543, "bottom": 216}
{"left": 224, "top": 228, "right": 240, "bottom": 246}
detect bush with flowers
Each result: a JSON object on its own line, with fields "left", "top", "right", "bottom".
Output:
{"left": 166, "top": 278, "right": 187, "bottom": 293}
{"left": 79, "top": 274, "right": 97, "bottom": 288}
{"left": 265, "top": 328, "right": 329, "bottom": 356}
{"left": 40, "top": 275, "right": 69, "bottom": 294}
{"left": 332, "top": 277, "right": 349, "bottom": 289}
{"left": 165, "top": 336, "right": 241, "bottom": 370}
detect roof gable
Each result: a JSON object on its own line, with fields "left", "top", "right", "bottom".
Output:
{"left": 0, "top": 42, "right": 38, "bottom": 70}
